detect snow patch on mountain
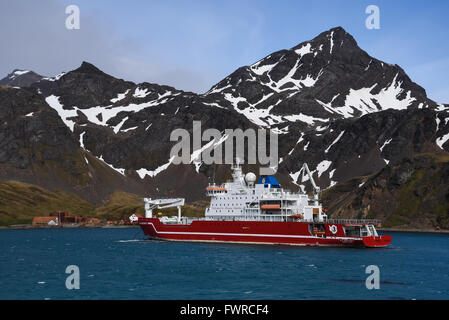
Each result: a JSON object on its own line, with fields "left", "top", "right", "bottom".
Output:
{"left": 133, "top": 87, "right": 149, "bottom": 98}
{"left": 111, "top": 89, "right": 130, "bottom": 103}
{"left": 121, "top": 126, "right": 138, "bottom": 133}
{"left": 325, "top": 131, "right": 345, "bottom": 153}
{"left": 274, "top": 60, "right": 322, "bottom": 91}
{"left": 436, "top": 104, "right": 449, "bottom": 112}
{"left": 339, "top": 74, "right": 416, "bottom": 117}
{"left": 79, "top": 132, "right": 86, "bottom": 149}
{"left": 329, "top": 31, "right": 334, "bottom": 54}
{"left": 250, "top": 61, "right": 279, "bottom": 76}
{"left": 436, "top": 133, "right": 449, "bottom": 150}
{"left": 294, "top": 43, "right": 312, "bottom": 57}
{"left": 136, "top": 156, "right": 175, "bottom": 179}
{"left": 207, "top": 84, "right": 232, "bottom": 94}
{"left": 203, "top": 102, "right": 226, "bottom": 109}
{"left": 41, "top": 72, "right": 66, "bottom": 82}
{"left": 316, "top": 160, "right": 332, "bottom": 177}
{"left": 77, "top": 96, "right": 169, "bottom": 130}
{"left": 8, "top": 70, "right": 30, "bottom": 79}
{"left": 98, "top": 155, "right": 126, "bottom": 176}
{"left": 380, "top": 138, "right": 392, "bottom": 152}
{"left": 45, "top": 95, "right": 78, "bottom": 132}
{"left": 289, "top": 169, "right": 302, "bottom": 186}
{"left": 283, "top": 113, "right": 328, "bottom": 125}
{"left": 113, "top": 117, "right": 129, "bottom": 134}
{"left": 190, "top": 134, "right": 229, "bottom": 173}
{"left": 288, "top": 133, "right": 305, "bottom": 155}
{"left": 224, "top": 91, "right": 328, "bottom": 128}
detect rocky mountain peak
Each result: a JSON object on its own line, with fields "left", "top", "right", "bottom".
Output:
{"left": 291, "top": 26, "right": 358, "bottom": 54}
{"left": 0, "top": 69, "right": 44, "bottom": 87}
{"left": 75, "top": 61, "right": 109, "bottom": 76}
{"left": 205, "top": 26, "right": 437, "bottom": 133}
{"left": 48, "top": 62, "right": 135, "bottom": 109}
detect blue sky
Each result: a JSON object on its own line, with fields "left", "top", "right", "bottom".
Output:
{"left": 1, "top": 0, "right": 448, "bottom": 102}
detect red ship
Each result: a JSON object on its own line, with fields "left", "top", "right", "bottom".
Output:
{"left": 133, "top": 163, "right": 391, "bottom": 248}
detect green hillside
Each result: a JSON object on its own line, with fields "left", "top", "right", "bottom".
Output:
{"left": 0, "top": 181, "right": 208, "bottom": 226}
{"left": 0, "top": 180, "right": 95, "bottom": 226}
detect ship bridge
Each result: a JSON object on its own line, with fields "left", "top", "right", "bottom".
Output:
{"left": 204, "top": 163, "right": 327, "bottom": 223}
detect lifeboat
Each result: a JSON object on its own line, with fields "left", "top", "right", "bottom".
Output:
{"left": 261, "top": 204, "right": 281, "bottom": 210}
{"left": 205, "top": 187, "right": 227, "bottom": 191}
{"left": 289, "top": 213, "right": 303, "bottom": 219}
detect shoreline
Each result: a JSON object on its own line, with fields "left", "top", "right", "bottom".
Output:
{"left": 379, "top": 228, "right": 449, "bottom": 234}
{"left": 0, "top": 224, "right": 138, "bottom": 230}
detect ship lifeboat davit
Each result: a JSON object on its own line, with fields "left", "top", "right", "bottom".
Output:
{"left": 261, "top": 204, "right": 281, "bottom": 210}
{"left": 362, "top": 235, "right": 392, "bottom": 248}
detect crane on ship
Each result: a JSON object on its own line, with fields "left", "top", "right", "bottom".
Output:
{"left": 299, "top": 163, "right": 321, "bottom": 206}
{"left": 143, "top": 198, "right": 185, "bottom": 222}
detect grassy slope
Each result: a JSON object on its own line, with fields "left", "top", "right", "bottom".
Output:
{"left": 0, "top": 180, "right": 95, "bottom": 226}
{"left": 0, "top": 181, "right": 208, "bottom": 226}
{"left": 322, "top": 153, "right": 449, "bottom": 229}
{"left": 94, "top": 191, "right": 145, "bottom": 221}
{"left": 95, "top": 191, "right": 207, "bottom": 220}
{"left": 383, "top": 154, "right": 449, "bottom": 228}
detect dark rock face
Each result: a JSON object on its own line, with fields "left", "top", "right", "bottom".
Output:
{"left": 322, "top": 154, "right": 449, "bottom": 229}
{"left": 0, "top": 69, "right": 44, "bottom": 87}
{"left": 280, "top": 107, "right": 449, "bottom": 192}
{"left": 52, "top": 62, "right": 136, "bottom": 109}
{"left": 0, "top": 86, "right": 148, "bottom": 203}
{"left": 1, "top": 26, "right": 449, "bottom": 228}
{"left": 0, "top": 87, "right": 75, "bottom": 168}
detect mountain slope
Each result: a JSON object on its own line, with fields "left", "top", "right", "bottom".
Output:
{"left": 0, "top": 180, "right": 94, "bottom": 226}
{"left": 279, "top": 106, "right": 449, "bottom": 192}
{"left": 322, "top": 153, "right": 449, "bottom": 229}
{"left": 0, "top": 86, "right": 149, "bottom": 204}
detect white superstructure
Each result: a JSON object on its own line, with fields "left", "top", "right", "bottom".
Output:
{"left": 205, "top": 163, "right": 328, "bottom": 222}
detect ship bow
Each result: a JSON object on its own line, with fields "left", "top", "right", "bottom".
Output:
{"left": 362, "top": 235, "right": 392, "bottom": 248}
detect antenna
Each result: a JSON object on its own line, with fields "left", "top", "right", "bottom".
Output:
{"left": 235, "top": 156, "right": 243, "bottom": 166}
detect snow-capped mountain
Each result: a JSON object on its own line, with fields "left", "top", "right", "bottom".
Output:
{"left": 1, "top": 26, "right": 449, "bottom": 227}
{"left": 0, "top": 69, "right": 44, "bottom": 87}
{"left": 206, "top": 27, "right": 435, "bottom": 131}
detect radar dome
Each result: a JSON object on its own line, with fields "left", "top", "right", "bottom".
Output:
{"left": 245, "top": 172, "right": 257, "bottom": 185}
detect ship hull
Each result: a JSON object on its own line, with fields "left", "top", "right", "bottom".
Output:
{"left": 138, "top": 218, "right": 392, "bottom": 248}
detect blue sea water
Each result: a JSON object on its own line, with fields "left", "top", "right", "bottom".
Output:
{"left": 0, "top": 227, "right": 448, "bottom": 300}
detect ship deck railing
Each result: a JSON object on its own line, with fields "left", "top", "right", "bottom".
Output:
{"left": 181, "top": 215, "right": 381, "bottom": 225}
{"left": 322, "top": 219, "right": 382, "bottom": 225}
